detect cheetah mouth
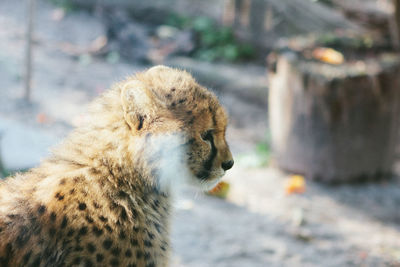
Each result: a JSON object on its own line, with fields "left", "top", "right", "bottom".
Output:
{"left": 195, "top": 169, "right": 211, "bottom": 180}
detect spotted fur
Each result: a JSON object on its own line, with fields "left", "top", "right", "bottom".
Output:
{"left": 0, "top": 66, "right": 233, "bottom": 266}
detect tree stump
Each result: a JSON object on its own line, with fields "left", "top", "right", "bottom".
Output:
{"left": 268, "top": 47, "right": 400, "bottom": 182}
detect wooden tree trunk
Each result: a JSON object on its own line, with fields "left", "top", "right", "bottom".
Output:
{"left": 268, "top": 52, "right": 400, "bottom": 182}
{"left": 24, "top": 0, "right": 36, "bottom": 102}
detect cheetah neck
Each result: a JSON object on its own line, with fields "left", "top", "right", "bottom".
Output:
{"left": 37, "top": 88, "right": 180, "bottom": 199}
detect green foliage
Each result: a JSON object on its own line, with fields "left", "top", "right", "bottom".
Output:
{"left": 0, "top": 167, "right": 29, "bottom": 179}
{"left": 0, "top": 151, "right": 5, "bottom": 178}
{"left": 48, "top": 0, "right": 77, "bottom": 12}
{"left": 166, "top": 14, "right": 192, "bottom": 29}
{"left": 0, "top": 150, "right": 28, "bottom": 178}
{"left": 255, "top": 130, "right": 272, "bottom": 167}
{"left": 317, "top": 33, "right": 375, "bottom": 49}
{"left": 309, "top": 0, "right": 333, "bottom": 7}
{"left": 167, "top": 14, "right": 255, "bottom": 62}
{"left": 254, "top": 141, "right": 270, "bottom": 166}
{"left": 234, "top": 138, "right": 271, "bottom": 168}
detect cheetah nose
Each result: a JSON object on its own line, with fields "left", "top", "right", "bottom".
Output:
{"left": 221, "top": 160, "right": 234, "bottom": 171}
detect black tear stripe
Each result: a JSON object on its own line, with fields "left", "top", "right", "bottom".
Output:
{"left": 197, "top": 111, "right": 218, "bottom": 180}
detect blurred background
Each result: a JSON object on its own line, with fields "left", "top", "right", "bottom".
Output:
{"left": 1, "top": 0, "right": 400, "bottom": 266}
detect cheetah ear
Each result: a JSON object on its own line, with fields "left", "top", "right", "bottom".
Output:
{"left": 121, "top": 80, "right": 155, "bottom": 131}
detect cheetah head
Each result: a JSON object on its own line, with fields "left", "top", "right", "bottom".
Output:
{"left": 120, "top": 66, "right": 233, "bottom": 191}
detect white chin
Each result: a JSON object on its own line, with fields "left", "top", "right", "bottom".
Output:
{"left": 202, "top": 169, "right": 226, "bottom": 190}
{"left": 202, "top": 178, "right": 222, "bottom": 191}
{"left": 183, "top": 169, "right": 225, "bottom": 192}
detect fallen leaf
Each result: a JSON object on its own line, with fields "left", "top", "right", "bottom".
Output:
{"left": 285, "top": 175, "right": 306, "bottom": 194}
{"left": 312, "top": 47, "right": 344, "bottom": 65}
{"left": 207, "top": 181, "right": 230, "bottom": 198}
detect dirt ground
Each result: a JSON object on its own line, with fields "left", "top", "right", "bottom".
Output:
{"left": 1, "top": 0, "right": 400, "bottom": 266}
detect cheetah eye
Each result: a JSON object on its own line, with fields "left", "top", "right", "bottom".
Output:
{"left": 201, "top": 129, "right": 214, "bottom": 142}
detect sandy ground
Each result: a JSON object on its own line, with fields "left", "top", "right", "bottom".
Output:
{"left": 1, "top": 0, "right": 400, "bottom": 266}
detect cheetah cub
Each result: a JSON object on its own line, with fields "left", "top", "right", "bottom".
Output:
{"left": 0, "top": 66, "right": 233, "bottom": 266}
